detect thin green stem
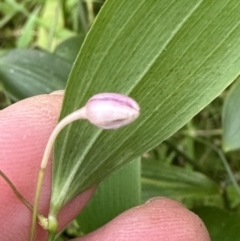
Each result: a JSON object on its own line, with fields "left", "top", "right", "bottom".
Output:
{"left": 181, "top": 129, "right": 222, "bottom": 137}
{"left": 78, "top": 0, "right": 88, "bottom": 33}
{"left": 0, "top": 170, "right": 33, "bottom": 211}
{"left": 186, "top": 135, "right": 240, "bottom": 197}
{"left": 47, "top": 232, "right": 56, "bottom": 241}
{"left": 217, "top": 149, "right": 240, "bottom": 197}
{"left": 47, "top": 214, "right": 58, "bottom": 241}
{"left": 0, "top": 171, "right": 47, "bottom": 231}
{"left": 164, "top": 140, "right": 204, "bottom": 173}
{"left": 30, "top": 168, "right": 44, "bottom": 241}
{"left": 30, "top": 108, "right": 86, "bottom": 241}
{"left": 86, "top": 0, "right": 94, "bottom": 27}
{"left": 47, "top": 0, "right": 61, "bottom": 51}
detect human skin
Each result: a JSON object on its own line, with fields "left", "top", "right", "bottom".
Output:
{"left": 0, "top": 93, "right": 211, "bottom": 241}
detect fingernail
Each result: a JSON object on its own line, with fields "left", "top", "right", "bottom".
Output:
{"left": 50, "top": 90, "right": 65, "bottom": 95}
{"left": 145, "top": 197, "right": 166, "bottom": 204}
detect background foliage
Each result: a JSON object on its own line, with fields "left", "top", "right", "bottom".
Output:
{"left": 1, "top": 1, "right": 240, "bottom": 241}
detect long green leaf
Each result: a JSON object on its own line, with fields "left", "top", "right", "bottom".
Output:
{"left": 51, "top": 0, "right": 240, "bottom": 212}
{"left": 222, "top": 78, "right": 240, "bottom": 152}
{"left": 0, "top": 49, "right": 71, "bottom": 101}
{"left": 141, "top": 159, "right": 220, "bottom": 202}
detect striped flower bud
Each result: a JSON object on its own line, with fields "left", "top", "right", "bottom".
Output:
{"left": 85, "top": 93, "right": 140, "bottom": 129}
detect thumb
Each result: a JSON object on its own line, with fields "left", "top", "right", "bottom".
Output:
{"left": 0, "top": 94, "right": 95, "bottom": 241}
{"left": 71, "top": 198, "right": 210, "bottom": 241}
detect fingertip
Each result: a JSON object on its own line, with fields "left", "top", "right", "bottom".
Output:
{"left": 50, "top": 90, "right": 65, "bottom": 96}
{"left": 0, "top": 94, "right": 64, "bottom": 240}
{"left": 75, "top": 197, "right": 210, "bottom": 241}
{"left": 143, "top": 197, "right": 210, "bottom": 240}
{"left": 0, "top": 93, "right": 64, "bottom": 200}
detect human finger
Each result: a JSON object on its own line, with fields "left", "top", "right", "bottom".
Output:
{"left": 72, "top": 198, "right": 210, "bottom": 241}
{"left": 0, "top": 94, "right": 95, "bottom": 241}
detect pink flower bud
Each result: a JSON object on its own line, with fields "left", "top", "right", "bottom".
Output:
{"left": 85, "top": 93, "right": 140, "bottom": 129}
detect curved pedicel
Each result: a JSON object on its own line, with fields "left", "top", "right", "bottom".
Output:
{"left": 30, "top": 92, "right": 140, "bottom": 241}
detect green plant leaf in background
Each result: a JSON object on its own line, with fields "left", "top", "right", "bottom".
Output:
{"left": 54, "top": 35, "right": 85, "bottom": 62}
{"left": 0, "top": 34, "right": 85, "bottom": 101}
{"left": 222, "top": 78, "right": 240, "bottom": 152}
{"left": 16, "top": 7, "right": 40, "bottom": 48}
{"left": 50, "top": 0, "right": 240, "bottom": 216}
{"left": 36, "top": 0, "right": 74, "bottom": 51}
{"left": 0, "top": 82, "right": 11, "bottom": 109}
{"left": 193, "top": 207, "right": 240, "bottom": 241}
{"left": 77, "top": 158, "right": 141, "bottom": 233}
{"left": 0, "top": 49, "right": 71, "bottom": 101}
{"left": 141, "top": 159, "right": 220, "bottom": 203}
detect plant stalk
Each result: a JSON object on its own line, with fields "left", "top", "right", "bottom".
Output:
{"left": 0, "top": 170, "right": 33, "bottom": 211}
{"left": 30, "top": 108, "right": 87, "bottom": 241}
